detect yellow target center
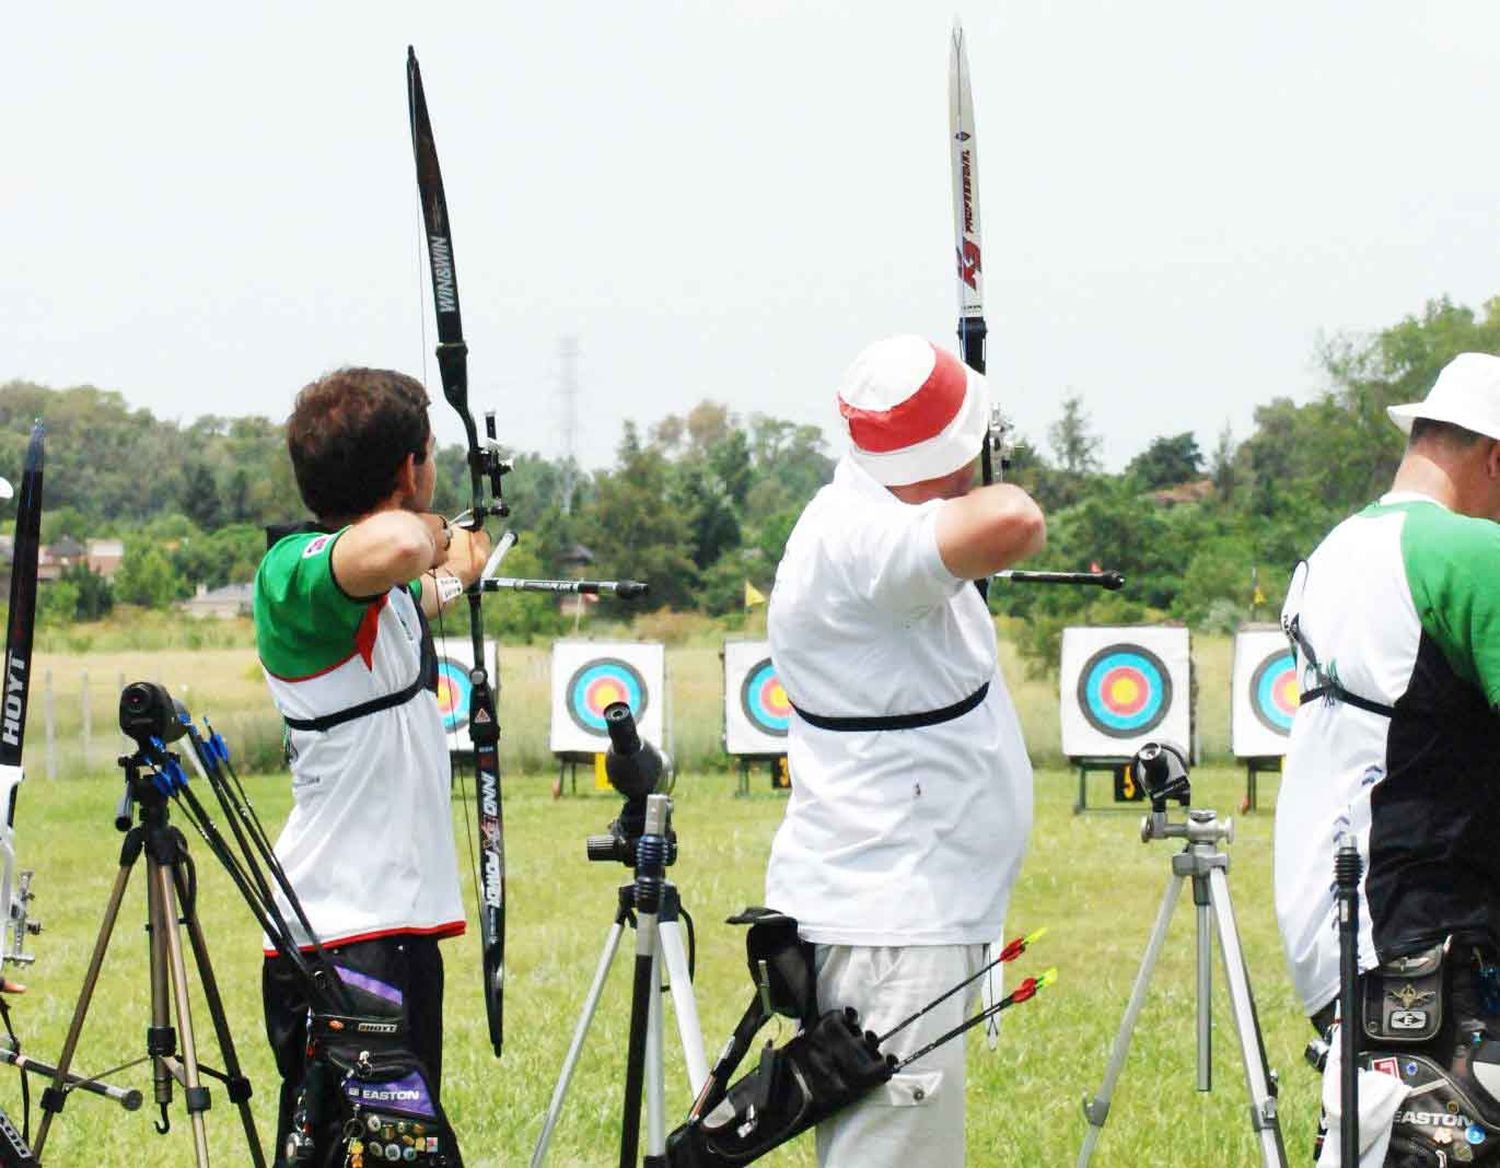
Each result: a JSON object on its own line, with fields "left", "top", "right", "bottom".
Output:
{"left": 769, "top": 682, "right": 786, "bottom": 706}
{"left": 595, "top": 681, "right": 624, "bottom": 707}
{"left": 1108, "top": 677, "right": 1140, "bottom": 706}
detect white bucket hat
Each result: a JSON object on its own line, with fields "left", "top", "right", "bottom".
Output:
{"left": 1387, "top": 352, "right": 1500, "bottom": 441}
{"left": 836, "top": 335, "right": 989, "bottom": 486}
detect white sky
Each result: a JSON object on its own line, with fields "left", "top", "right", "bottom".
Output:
{"left": 6, "top": 2, "right": 1500, "bottom": 472}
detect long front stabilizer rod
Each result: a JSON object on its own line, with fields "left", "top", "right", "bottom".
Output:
{"left": 994, "top": 570, "right": 1124, "bottom": 590}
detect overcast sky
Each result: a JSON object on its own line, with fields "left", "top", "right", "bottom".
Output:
{"left": 7, "top": 2, "right": 1500, "bottom": 474}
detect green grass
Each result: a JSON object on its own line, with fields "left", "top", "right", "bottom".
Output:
{"left": 3, "top": 765, "right": 1316, "bottom": 1166}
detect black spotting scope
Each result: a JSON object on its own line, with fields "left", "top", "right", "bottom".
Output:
{"left": 602, "top": 701, "right": 673, "bottom": 801}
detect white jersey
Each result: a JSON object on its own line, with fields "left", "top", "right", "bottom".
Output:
{"left": 765, "top": 456, "right": 1034, "bottom": 947}
{"left": 254, "top": 529, "right": 465, "bottom": 952}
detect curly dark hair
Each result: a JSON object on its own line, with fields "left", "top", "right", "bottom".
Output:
{"left": 286, "top": 368, "right": 432, "bottom": 521}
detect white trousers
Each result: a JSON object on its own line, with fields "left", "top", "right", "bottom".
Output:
{"left": 813, "top": 943, "right": 986, "bottom": 1168}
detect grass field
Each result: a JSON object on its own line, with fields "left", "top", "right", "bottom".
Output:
{"left": 2, "top": 762, "right": 1317, "bottom": 1167}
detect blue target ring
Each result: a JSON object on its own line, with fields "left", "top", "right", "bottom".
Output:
{"left": 1250, "top": 650, "right": 1298, "bottom": 735}
{"left": 436, "top": 657, "right": 471, "bottom": 733}
{"left": 739, "top": 658, "right": 790, "bottom": 738}
{"left": 566, "top": 658, "right": 649, "bottom": 736}
{"left": 1077, "top": 645, "right": 1172, "bottom": 738}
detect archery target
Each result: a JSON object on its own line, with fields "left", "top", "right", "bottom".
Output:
{"left": 432, "top": 636, "right": 475, "bottom": 735}
{"left": 1060, "top": 626, "right": 1192, "bottom": 758}
{"left": 1232, "top": 626, "right": 1299, "bottom": 757}
{"left": 549, "top": 640, "right": 665, "bottom": 755}
{"left": 724, "top": 641, "right": 790, "bottom": 755}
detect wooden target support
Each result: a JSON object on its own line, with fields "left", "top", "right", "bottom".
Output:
{"left": 1241, "top": 755, "right": 1281, "bottom": 814}
{"left": 1072, "top": 756, "right": 1147, "bottom": 814}
{"left": 734, "top": 754, "right": 790, "bottom": 797}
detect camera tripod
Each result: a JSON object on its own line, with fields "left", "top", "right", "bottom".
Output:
{"left": 532, "top": 793, "right": 709, "bottom": 1168}
{"left": 30, "top": 748, "right": 263, "bottom": 1167}
{"left": 1077, "top": 794, "right": 1287, "bottom": 1167}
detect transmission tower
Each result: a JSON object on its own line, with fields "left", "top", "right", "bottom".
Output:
{"left": 556, "top": 336, "right": 581, "bottom": 515}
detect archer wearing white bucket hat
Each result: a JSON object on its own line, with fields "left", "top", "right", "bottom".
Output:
{"left": 763, "top": 335, "right": 1046, "bottom": 1168}
{"left": 1387, "top": 351, "right": 1500, "bottom": 440}
{"left": 1275, "top": 351, "right": 1500, "bottom": 1164}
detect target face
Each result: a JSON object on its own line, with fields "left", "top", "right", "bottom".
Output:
{"left": 1076, "top": 645, "right": 1173, "bottom": 738}
{"left": 1249, "top": 650, "right": 1299, "bottom": 735}
{"left": 739, "top": 658, "right": 790, "bottom": 739}
{"left": 565, "top": 657, "right": 649, "bottom": 735}
{"left": 435, "top": 657, "right": 472, "bottom": 733}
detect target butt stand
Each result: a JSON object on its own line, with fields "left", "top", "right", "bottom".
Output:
{"left": 1077, "top": 742, "right": 1286, "bottom": 1168}
{"left": 532, "top": 707, "right": 707, "bottom": 1168}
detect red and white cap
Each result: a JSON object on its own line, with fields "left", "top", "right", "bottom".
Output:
{"left": 837, "top": 335, "right": 990, "bottom": 486}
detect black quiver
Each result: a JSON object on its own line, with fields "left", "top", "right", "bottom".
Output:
{"left": 288, "top": 968, "right": 463, "bottom": 1168}
{"left": 665, "top": 908, "right": 894, "bottom": 1167}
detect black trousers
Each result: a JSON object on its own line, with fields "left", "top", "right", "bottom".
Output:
{"left": 262, "top": 935, "right": 445, "bottom": 1168}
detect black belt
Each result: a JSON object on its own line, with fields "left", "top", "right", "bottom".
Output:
{"left": 790, "top": 681, "right": 989, "bottom": 732}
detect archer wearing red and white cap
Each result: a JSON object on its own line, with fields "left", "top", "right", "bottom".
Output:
{"left": 765, "top": 336, "right": 1046, "bottom": 1168}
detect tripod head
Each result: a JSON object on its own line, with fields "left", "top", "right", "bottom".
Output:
{"left": 1129, "top": 741, "right": 1233, "bottom": 846}
{"left": 586, "top": 703, "right": 677, "bottom": 867}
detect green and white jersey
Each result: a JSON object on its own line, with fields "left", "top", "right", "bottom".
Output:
{"left": 254, "top": 529, "right": 464, "bottom": 951}
{"left": 1275, "top": 492, "right": 1500, "bottom": 1014}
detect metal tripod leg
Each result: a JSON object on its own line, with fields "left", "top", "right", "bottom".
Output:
{"left": 1077, "top": 869, "right": 1185, "bottom": 1167}
{"left": 1208, "top": 867, "right": 1287, "bottom": 1168}
{"left": 658, "top": 916, "right": 707, "bottom": 1094}
{"left": 172, "top": 864, "right": 266, "bottom": 1167}
{"left": 530, "top": 913, "right": 629, "bottom": 1167}
{"left": 31, "top": 858, "right": 136, "bottom": 1158}
{"left": 153, "top": 859, "right": 212, "bottom": 1167}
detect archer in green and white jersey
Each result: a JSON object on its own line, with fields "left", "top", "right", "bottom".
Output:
{"left": 1275, "top": 353, "right": 1500, "bottom": 1018}
{"left": 256, "top": 528, "right": 464, "bottom": 950}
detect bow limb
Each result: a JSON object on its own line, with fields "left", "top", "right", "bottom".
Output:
{"left": 0, "top": 424, "right": 43, "bottom": 974}
{"left": 407, "top": 47, "right": 507, "bottom": 1058}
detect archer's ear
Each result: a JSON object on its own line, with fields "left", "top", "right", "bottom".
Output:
{"left": 1488, "top": 441, "right": 1500, "bottom": 480}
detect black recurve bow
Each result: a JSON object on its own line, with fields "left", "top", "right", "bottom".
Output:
{"left": 949, "top": 22, "right": 1122, "bottom": 596}
{"left": 407, "top": 47, "right": 509, "bottom": 1058}
{"left": 0, "top": 423, "right": 42, "bottom": 974}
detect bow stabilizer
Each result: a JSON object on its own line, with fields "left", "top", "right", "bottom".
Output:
{"left": 407, "top": 46, "right": 508, "bottom": 1058}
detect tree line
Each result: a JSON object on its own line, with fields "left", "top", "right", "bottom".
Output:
{"left": 4, "top": 294, "right": 1496, "bottom": 669}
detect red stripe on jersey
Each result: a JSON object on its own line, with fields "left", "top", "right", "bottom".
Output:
{"left": 355, "top": 594, "right": 388, "bottom": 669}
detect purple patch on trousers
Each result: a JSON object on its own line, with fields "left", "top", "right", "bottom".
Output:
{"left": 332, "top": 964, "right": 404, "bottom": 1009}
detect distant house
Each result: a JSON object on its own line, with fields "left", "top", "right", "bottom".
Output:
{"left": 86, "top": 539, "right": 125, "bottom": 579}
{"left": 38, "top": 535, "right": 86, "bottom": 582}
{"left": 179, "top": 582, "right": 254, "bottom": 620}
{"left": 1149, "top": 479, "right": 1215, "bottom": 508}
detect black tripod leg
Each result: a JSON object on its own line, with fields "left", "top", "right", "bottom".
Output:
{"left": 171, "top": 863, "right": 266, "bottom": 1167}
{"left": 30, "top": 848, "right": 138, "bottom": 1159}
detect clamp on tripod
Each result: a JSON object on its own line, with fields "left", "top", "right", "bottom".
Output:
{"left": 1077, "top": 741, "right": 1288, "bottom": 1168}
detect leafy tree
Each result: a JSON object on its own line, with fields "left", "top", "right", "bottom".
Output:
{"left": 581, "top": 423, "right": 699, "bottom": 611}
{"left": 60, "top": 561, "right": 114, "bottom": 620}
{"left": 114, "top": 545, "right": 184, "bottom": 609}
{"left": 1047, "top": 394, "right": 1102, "bottom": 477}
{"left": 37, "top": 578, "right": 80, "bottom": 627}
{"left": 1125, "top": 432, "right": 1203, "bottom": 490}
